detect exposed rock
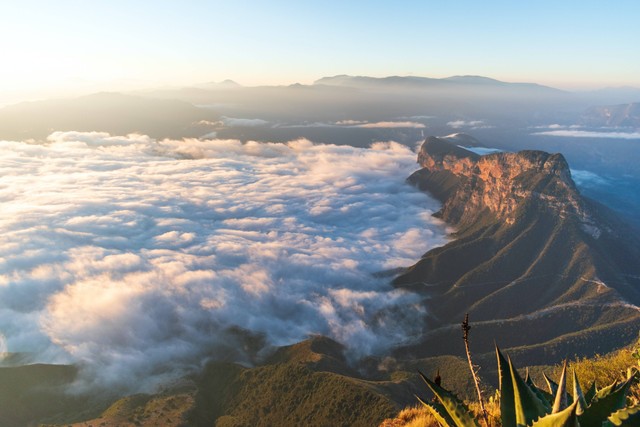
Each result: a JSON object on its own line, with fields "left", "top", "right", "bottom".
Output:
{"left": 394, "top": 135, "right": 640, "bottom": 365}
{"left": 413, "top": 136, "right": 591, "bottom": 230}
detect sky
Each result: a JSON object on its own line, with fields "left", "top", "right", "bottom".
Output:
{"left": 1, "top": 0, "right": 639, "bottom": 104}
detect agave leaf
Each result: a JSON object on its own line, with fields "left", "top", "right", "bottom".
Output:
{"left": 526, "top": 375, "right": 554, "bottom": 409}
{"left": 542, "top": 373, "right": 559, "bottom": 395}
{"left": 593, "top": 380, "right": 618, "bottom": 401}
{"left": 508, "top": 356, "right": 549, "bottom": 426}
{"left": 496, "top": 346, "right": 516, "bottom": 427}
{"left": 579, "top": 376, "right": 633, "bottom": 427}
{"left": 584, "top": 380, "right": 597, "bottom": 405}
{"left": 418, "top": 371, "right": 480, "bottom": 427}
{"left": 530, "top": 400, "right": 579, "bottom": 427}
{"left": 572, "top": 370, "right": 587, "bottom": 415}
{"left": 605, "top": 404, "right": 640, "bottom": 426}
{"left": 417, "top": 395, "right": 456, "bottom": 427}
{"left": 552, "top": 360, "right": 568, "bottom": 413}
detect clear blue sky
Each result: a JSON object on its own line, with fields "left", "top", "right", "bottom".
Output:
{"left": 1, "top": 0, "right": 638, "bottom": 102}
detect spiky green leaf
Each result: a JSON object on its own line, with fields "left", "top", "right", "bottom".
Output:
{"left": 579, "top": 377, "right": 633, "bottom": 427}
{"left": 584, "top": 381, "right": 597, "bottom": 405}
{"left": 508, "top": 356, "right": 549, "bottom": 426}
{"left": 594, "top": 380, "right": 618, "bottom": 401}
{"left": 530, "top": 401, "right": 580, "bottom": 427}
{"left": 496, "top": 346, "right": 516, "bottom": 427}
{"left": 543, "top": 373, "right": 558, "bottom": 395}
{"left": 605, "top": 404, "right": 640, "bottom": 426}
{"left": 418, "top": 371, "right": 480, "bottom": 427}
{"left": 417, "top": 395, "right": 456, "bottom": 427}
{"left": 552, "top": 360, "right": 568, "bottom": 413}
{"left": 526, "top": 375, "right": 554, "bottom": 409}
{"left": 572, "top": 370, "right": 587, "bottom": 416}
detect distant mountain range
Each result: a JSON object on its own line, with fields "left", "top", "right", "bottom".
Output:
{"left": 0, "top": 92, "right": 215, "bottom": 140}
{"left": 581, "top": 102, "right": 640, "bottom": 127}
{"left": 393, "top": 135, "right": 640, "bottom": 364}
{"left": 314, "top": 74, "right": 566, "bottom": 95}
{"left": 1, "top": 75, "right": 639, "bottom": 143}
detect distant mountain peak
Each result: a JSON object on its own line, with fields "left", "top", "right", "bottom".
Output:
{"left": 194, "top": 79, "right": 242, "bottom": 90}
{"left": 443, "top": 75, "right": 503, "bottom": 84}
{"left": 440, "top": 132, "right": 482, "bottom": 146}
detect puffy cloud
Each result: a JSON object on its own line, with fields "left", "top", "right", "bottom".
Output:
{"left": 447, "top": 120, "right": 485, "bottom": 128}
{"left": 532, "top": 130, "right": 640, "bottom": 139}
{"left": 0, "top": 132, "right": 448, "bottom": 390}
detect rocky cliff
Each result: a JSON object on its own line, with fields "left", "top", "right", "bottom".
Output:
{"left": 394, "top": 135, "right": 640, "bottom": 364}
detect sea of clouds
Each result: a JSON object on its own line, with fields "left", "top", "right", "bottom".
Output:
{"left": 0, "top": 132, "right": 449, "bottom": 390}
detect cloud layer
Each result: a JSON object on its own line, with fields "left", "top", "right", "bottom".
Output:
{"left": 533, "top": 130, "right": 640, "bottom": 139}
{"left": 447, "top": 120, "right": 485, "bottom": 128}
{"left": 0, "top": 132, "right": 448, "bottom": 390}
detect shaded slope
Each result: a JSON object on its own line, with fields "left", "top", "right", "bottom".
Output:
{"left": 394, "top": 136, "right": 640, "bottom": 362}
{"left": 0, "top": 364, "right": 104, "bottom": 427}
{"left": 38, "top": 337, "right": 414, "bottom": 427}
{"left": 188, "top": 336, "right": 405, "bottom": 427}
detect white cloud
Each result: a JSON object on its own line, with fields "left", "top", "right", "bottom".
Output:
{"left": 335, "top": 119, "right": 367, "bottom": 125}
{"left": 458, "top": 146, "right": 503, "bottom": 155}
{"left": 396, "top": 115, "right": 435, "bottom": 120}
{"left": 221, "top": 116, "right": 270, "bottom": 127}
{"left": 354, "top": 121, "right": 426, "bottom": 129}
{"left": 281, "top": 120, "right": 426, "bottom": 129}
{"left": 532, "top": 130, "right": 640, "bottom": 139}
{"left": 0, "top": 133, "right": 448, "bottom": 391}
{"left": 571, "top": 169, "right": 611, "bottom": 187}
{"left": 447, "top": 120, "right": 485, "bottom": 129}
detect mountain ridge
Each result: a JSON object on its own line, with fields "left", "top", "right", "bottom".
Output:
{"left": 393, "top": 135, "right": 640, "bottom": 363}
{"left": 313, "top": 74, "right": 566, "bottom": 94}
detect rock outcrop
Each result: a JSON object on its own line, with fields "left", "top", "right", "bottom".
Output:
{"left": 394, "top": 136, "right": 640, "bottom": 364}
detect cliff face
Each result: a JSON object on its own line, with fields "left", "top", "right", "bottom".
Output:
{"left": 413, "top": 136, "right": 590, "bottom": 227}
{"left": 394, "top": 136, "right": 640, "bottom": 364}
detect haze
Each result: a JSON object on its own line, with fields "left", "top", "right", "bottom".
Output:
{"left": 2, "top": 0, "right": 640, "bottom": 105}
{"left": 1, "top": 0, "right": 640, "bottom": 400}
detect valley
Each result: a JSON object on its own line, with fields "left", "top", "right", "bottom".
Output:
{"left": 0, "top": 75, "right": 639, "bottom": 426}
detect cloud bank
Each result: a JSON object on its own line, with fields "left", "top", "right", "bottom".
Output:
{"left": 447, "top": 120, "right": 485, "bottom": 128}
{"left": 353, "top": 121, "right": 426, "bottom": 129}
{"left": 533, "top": 130, "right": 640, "bottom": 139}
{"left": 0, "top": 133, "right": 448, "bottom": 390}
{"left": 571, "top": 169, "right": 611, "bottom": 187}
{"left": 279, "top": 120, "right": 426, "bottom": 129}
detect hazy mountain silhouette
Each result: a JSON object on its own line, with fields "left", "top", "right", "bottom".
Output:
{"left": 581, "top": 102, "right": 640, "bottom": 127}
{"left": 0, "top": 92, "right": 215, "bottom": 140}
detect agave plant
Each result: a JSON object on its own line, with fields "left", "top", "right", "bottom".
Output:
{"left": 417, "top": 346, "right": 639, "bottom": 427}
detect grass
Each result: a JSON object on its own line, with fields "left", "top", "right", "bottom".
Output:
{"left": 381, "top": 337, "right": 640, "bottom": 426}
